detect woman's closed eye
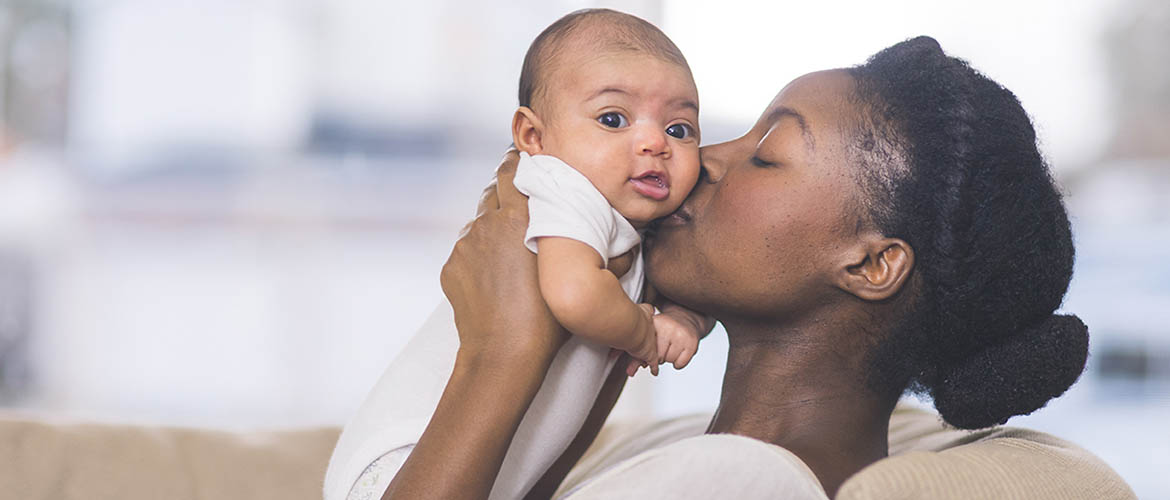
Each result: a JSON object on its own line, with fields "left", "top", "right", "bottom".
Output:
{"left": 751, "top": 155, "right": 777, "bottom": 168}
{"left": 598, "top": 112, "right": 629, "bottom": 128}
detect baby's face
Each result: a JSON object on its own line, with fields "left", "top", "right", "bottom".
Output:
{"left": 538, "top": 52, "right": 701, "bottom": 227}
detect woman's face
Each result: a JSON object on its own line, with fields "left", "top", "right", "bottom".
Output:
{"left": 645, "top": 69, "right": 866, "bottom": 323}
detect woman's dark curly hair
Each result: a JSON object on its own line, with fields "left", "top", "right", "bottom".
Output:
{"left": 849, "top": 37, "right": 1090, "bottom": 429}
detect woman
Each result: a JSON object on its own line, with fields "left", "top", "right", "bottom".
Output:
{"left": 379, "top": 37, "right": 1090, "bottom": 499}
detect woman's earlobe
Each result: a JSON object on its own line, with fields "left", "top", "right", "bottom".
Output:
{"left": 511, "top": 107, "right": 544, "bottom": 155}
{"left": 839, "top": 238, "right": 914, "bottom": 301}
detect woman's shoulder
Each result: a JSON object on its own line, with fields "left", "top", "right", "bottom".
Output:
{"left": 556, "top": 412, "right": 708, "bottom": 495}
{"left": 556, "top": 414, "right": 827, "bottom": 499}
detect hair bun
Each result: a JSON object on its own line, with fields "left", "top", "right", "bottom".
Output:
{"left": 902, "top": 35, "right": 943, "bottom": 53}
{"left": 931, "top": 314, "right": 1089, "bottom": 429}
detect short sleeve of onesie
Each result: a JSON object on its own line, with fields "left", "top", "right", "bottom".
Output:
{"left": 512, "top": 152, "right": 641, "bottom": 266}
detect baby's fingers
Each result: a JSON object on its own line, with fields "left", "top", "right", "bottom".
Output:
{"left": 656, "top": 331, "right": 673, "bottom": 365}
{"left": 673, "top": 347, "right": 695, "bottom": 370}
{"left": 661, "top": 340, "right": 684, "bottom": 368}
{"left": 624, "top": 357, "right": 641, "bottom": 377}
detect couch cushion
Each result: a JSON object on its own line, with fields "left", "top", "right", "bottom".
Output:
{"left": 0, "top": 411, "right": 341, "bottom": 500}
{"left": 839, "top": 405, "right": 1136, "bottom": 500}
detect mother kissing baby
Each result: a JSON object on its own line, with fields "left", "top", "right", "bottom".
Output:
{"left": 326, "top": 8, "right": 1116, "bottom": 500}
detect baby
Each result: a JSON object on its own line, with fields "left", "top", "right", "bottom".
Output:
{"left": 324, "top": 9, "right": 712, "bottom": 500}
{"left": 511, "top": 9, "right": 713, "bottom": 377}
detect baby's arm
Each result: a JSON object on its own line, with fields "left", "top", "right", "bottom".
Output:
{"left": 536, "top": 236, "right": 659, "bottom": 374}
{"left": 626, "top": 296, "right": 716, "bottom": 376}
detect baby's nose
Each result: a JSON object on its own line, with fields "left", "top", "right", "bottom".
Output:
{"left": 637, "top": 126, "right": 669, "bottom": 156}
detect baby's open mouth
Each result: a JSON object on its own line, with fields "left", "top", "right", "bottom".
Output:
{"left": 630, "top": 171, "right": 670, "bottom": 201}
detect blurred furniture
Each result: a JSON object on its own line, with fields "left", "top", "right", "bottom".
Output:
{"left": 0, "top": 403, "right": 1134, "bottom": 499}
{"left": 0, "top": 251, "right": 33, "bottom": 403}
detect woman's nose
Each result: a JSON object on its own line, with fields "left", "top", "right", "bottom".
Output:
{"left": 698, "top": 143, "right": 729, "bottom": 183}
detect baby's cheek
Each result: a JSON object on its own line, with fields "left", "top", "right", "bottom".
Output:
{"left": 672, "top": 166, "right": 702, "bottom": 204}
{"left": 667, "top": 180, "right": 699, "bottom": 212}
{"left": 677, "top": 154, "right": 702, "bottom": 190}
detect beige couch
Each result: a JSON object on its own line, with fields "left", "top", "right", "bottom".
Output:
{"left": 0, "top": 405, "right": 1135, "bottom": 500}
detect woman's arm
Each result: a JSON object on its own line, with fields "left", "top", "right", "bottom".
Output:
{"left": 381, "top": 150, "right": 565, "bottom": 500}
{"left": 383, "top": 343, "right": 557, "bottom": 499}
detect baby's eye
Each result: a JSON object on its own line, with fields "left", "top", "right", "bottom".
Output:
{"left": 598, "top": 112, "right": 629, "bottom": 129}
{"left": 666, "top": 123, "right": 694, "bottom": 140}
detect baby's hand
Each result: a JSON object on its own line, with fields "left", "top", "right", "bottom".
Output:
{"left": 621, "top": 303, "right": 659, "bottom": 376}
{"left": 653, "top": 312, "right": 700, "bottom": 370}
{"left": 624, "top": 310, "right": 700, "bottom": 376}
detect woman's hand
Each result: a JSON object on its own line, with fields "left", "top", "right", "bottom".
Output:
{"left": 383, "top": 149, "right": 568, "bottom": 500}
{"left": 441, "top": 149, "right": 568, "bottom": 362}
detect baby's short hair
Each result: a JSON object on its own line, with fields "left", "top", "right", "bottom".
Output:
{"left": 518, "top": 9, "right": 692, "bottom": 111}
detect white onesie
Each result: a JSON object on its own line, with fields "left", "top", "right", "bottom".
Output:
{"left": 324, "top": 152, "right": 645, "bottom": 500}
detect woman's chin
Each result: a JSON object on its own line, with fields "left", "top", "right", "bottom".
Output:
{"left": 643, "top": 233, "right": 683, "bottom": 277}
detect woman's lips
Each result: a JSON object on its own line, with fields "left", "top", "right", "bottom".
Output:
{"left": 657, "top": 204, "right": 692, "bottom": 227}
{"left": 629, "top": 173, "right": 670, "bottom": 201}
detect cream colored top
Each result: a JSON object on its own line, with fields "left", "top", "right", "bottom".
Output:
{"left": 556, "top": 403, "right": 1137, "bottom": 500}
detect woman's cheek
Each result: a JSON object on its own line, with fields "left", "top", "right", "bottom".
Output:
{"left": 718, "top": 181, "right": 780, "bottom": 238}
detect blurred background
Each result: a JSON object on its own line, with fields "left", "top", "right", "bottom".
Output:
{"left": 0, "top": 0, "right": 1166, "bottom": 496}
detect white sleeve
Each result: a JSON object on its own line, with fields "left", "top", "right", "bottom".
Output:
{"left": 513, "top": 153, "right": 631, "bottom": 266}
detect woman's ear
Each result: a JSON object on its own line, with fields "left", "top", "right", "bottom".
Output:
{"left": 512, "top": 107, "right": 544, "bottom": 155}
{"left": 836, "top": 237, "right": 914, "bottom": 301}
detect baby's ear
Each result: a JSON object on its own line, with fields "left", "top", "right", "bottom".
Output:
{"left": 512, "top": 107, "right": 544, "bottom": 155}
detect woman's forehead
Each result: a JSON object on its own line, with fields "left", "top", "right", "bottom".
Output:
{"left": 757, "top": 70, "right": 856, "bottom": 148}
{"left": 763, "top": 71, "right": 854, "bottom": 123}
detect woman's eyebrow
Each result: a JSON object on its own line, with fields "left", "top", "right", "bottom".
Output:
{"left": 766, "top": 106, "right": 814, "bottom": 150}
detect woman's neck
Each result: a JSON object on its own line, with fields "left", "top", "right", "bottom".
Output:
{"left": 708, "top": 320, "right": 893, "bottom": 498}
